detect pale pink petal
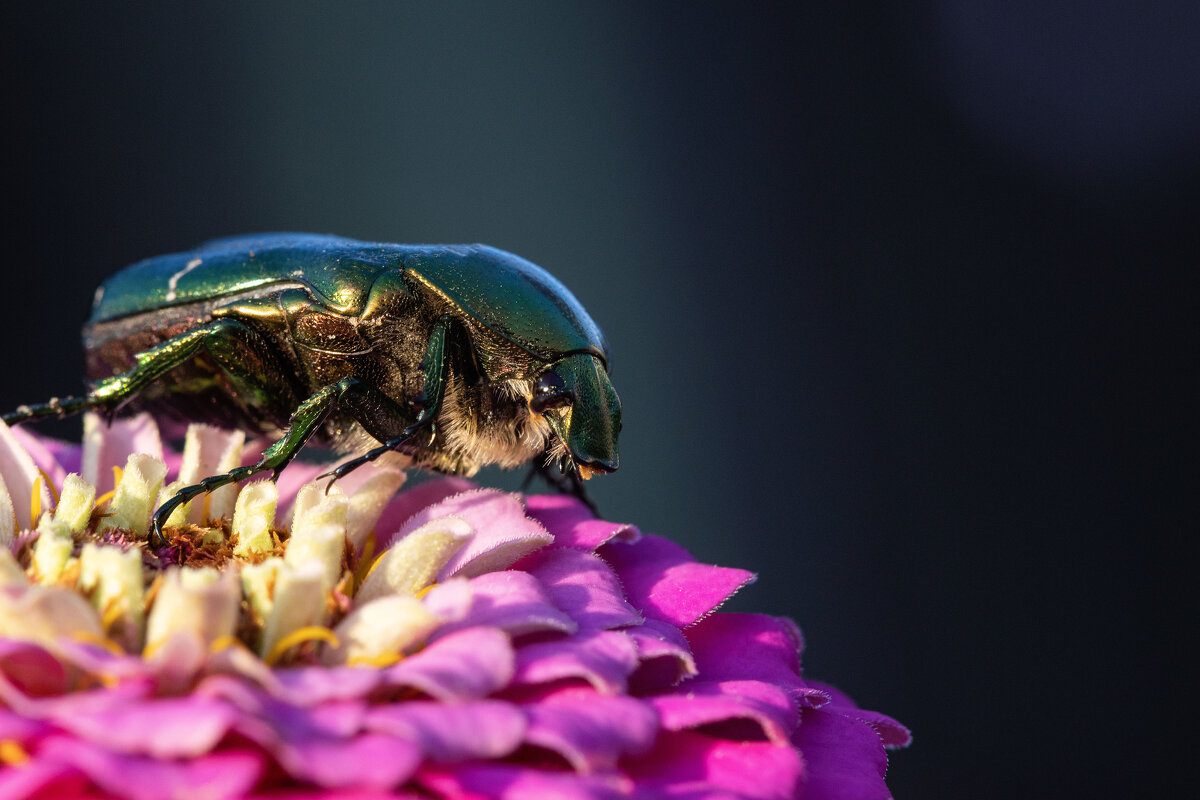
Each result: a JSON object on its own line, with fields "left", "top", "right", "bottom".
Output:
{"left": 82, "top": 413, "right": 162, "bottom": 495}
{"left": 372, "top": 478, "right": 478, "bottom": 550}
{"left": 521, "top": 548, "right": 643, "bottom": 631}
{"left": 8, "top": 427, "right": 69, "bottom": 487}
{"left": 524, "top": 494, "right": 640, "bottom": 550}
{"left": 0, "top": 421, "right": 53, "bottom": 531}
{"left": 365, "top": 699, "right": 526, "bottom": 762}
{"left": 598, "top": 535, "right": 755, "bottom": 629}
{"left": 512, "top": 630, "right": 640, "bottom": 694}
{"left": 382, "top": 627, "right": 514, "bottom": 701}
{"left": 391, "top": 489, "right": 553, "bottom": 579}
{"left": 624, "top": 730, "right": 803, "bottom": 800}
{"left": 52, "top": 696, "right": 238, "bottom": 758}
{"left": 432, "top": 571, "right": 576, "bottom": 639}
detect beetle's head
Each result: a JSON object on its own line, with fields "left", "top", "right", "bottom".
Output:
{"left": 531, "top": 352, "right": 621, "bottom": 479}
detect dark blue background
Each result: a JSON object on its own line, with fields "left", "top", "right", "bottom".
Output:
{"left": 5, "top": 3, "right": 1195, "bottom": 796}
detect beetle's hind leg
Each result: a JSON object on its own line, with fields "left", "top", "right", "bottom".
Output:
{"left": 3, "top": 394, "right": 103, "bottom": 425}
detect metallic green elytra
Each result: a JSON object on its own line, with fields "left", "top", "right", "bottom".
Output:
{"left": 3, "top": 233, "right": 621, "bottom": 548}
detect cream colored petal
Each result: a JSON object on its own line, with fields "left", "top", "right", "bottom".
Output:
{"left": 0, "top": 584, "right": 103, "bottom": 646}
{"left": 177, "top": 424, "right": 245, "bottom": 523}
{"left": 32, "top": 515, "right": 75, "bottom": 584}
{"left": 343, "top": 466, "right": 407, "bottom": 552}
{"left": 0, "top": 419, "right": 52, "bottom": 534}
{"left": 258, "top": 561, "right": 328, "bottom": 660}
{"left": 0, "top": 549, "right": 27, "bottom": 586}
{"left": 54, "top": 474, "right": 97, "bottom": 534}
{"left": 145, "top": 566, "right": 239, "bottom": 650}
{"left": 284, "top": 522, "right": 345, "bottom": 592}
{"left": 321, "top": 594, "right": 439, "bottom": 666}
{"left": 98, "top": 454, "right": 168, "bottom": 538}
{"left": 356, "top": 516, "right": 472, "bottom": 604}
{"left": 232, "top": 480, "right": 278, "bottom": 557}
{"left": 78, "top": 543, "right": 145, "bottom": 651}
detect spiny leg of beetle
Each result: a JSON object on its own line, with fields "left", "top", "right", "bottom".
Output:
{"left": 149, "top": 376, "right": 360, "bottom": 549}
{"left": 2, "top": 394, "right": 103, "bottom": 425}
{"left": 318, "top": 316, "right": 451, "bottom": 492}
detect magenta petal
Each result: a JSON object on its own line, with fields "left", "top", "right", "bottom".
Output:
{"left": 685, "top": 614, "right": 806, "bottom": 696}
{"left": 276, "top": 733, "right": 421, "bottom": 790}
{"left": 418, "top": 763, "right": 629, "bottom": 800}
{"left": 269, "top": 665, "right": 385, "bottom": 705}
{"left": 35, "top": 735, "right": 262, "bottom": 800}
{"left": 54, "top": 696, "right": 237, "bottom": 758}
{"left": 803, "top": 680, "right": 911, "bottom": 748}
{"left": 524, "top": 494, "right": 641, "bottom": 550}
{"left": 791, "top": 708, "right": 892, "bottom": 800}
{"left": 0, "top": 639, "right": 68, "bottom": 696}
{"left": 0, "top": 758, "right": 82, "bottom": 800}
{"left": 522, "top": 548, "right": 643, "bottom": 631}
{"left": 383, "top": 627, "right": 514, "bottom": 701}
{"left": 0, "top": 674, "right": 153, "bottom": 720}
{"left": 521, "top": 687, "right": 658, "bottom": 773}
{"left": 365, "top": 699, "right": 526, "bottom": 762}
{"left": 512, "top": 630, "right": 640, "bottom": 694}
{"left": 650, "top": 679, "right": 798, "bottom": 745}
{"left": 598, "top": 535, "right": 755, "bottom": 629}
{"left": 624, "top": 730, "right": 803, "bottom": 800}
{"left": 434, "top": 571, "right": 577, "bottom": 638}
{"left": 625, "top": 620, "right": 698, "bottom": 691}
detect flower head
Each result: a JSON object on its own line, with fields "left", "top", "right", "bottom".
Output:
{"left": 0, "top": 414, "right": 909, "bottom": 799}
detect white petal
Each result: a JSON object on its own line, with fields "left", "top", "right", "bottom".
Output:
{"left": 356, "top": 516, "right": 472, "bottom": 604}
{"left": 321, "top": 594, "right": 439, "bottom": 666}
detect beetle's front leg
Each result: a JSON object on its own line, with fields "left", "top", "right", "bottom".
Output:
{"left": 150, "top": 376, "right": 362, "bottom": 548}
{"left": 316, "top": 316, "right": 451, "bottom": 487}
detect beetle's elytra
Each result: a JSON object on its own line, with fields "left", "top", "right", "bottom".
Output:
{"left": 3, "top": 234, "right": 621, "bottom": 547}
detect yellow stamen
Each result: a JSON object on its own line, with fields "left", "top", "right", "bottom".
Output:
{"left": 0, "top": 739, "right": 29, "bottom": 766}
{"left": 94, "top": 489, "right": 116, "bottom": 509}
{"left": 142, "top": 637, "right": 168, "bottom": 660}
{"left": 71, "top": 631, "right": 127, "bottom": 656}
{"left": 111, "top": 465, "right": 123, "bottom": 488}
{"left": 347, "top": 652, "right": 404, "bottom": 668}
{"left": 100, "top": 598, "right": 125, "bottom": 632}
{"left": 209, "top": 635, "right": 242, "bottom": 653}
{"left": 37, "top": 467, "right": 60, "bottom": 505}
{"left": 30, "top": 476, "right": 41, "bottom": 529}
{"left": 352, "top": 530, "right": 378, "bottom": 590}
{"left": 264, "top": 626, "right": 339, "bottom": 667}
{"left": 415, "top": 582, "right": 437, "bottom": 599}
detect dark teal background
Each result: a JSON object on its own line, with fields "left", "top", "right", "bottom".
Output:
{"left": 4, "top": 3, "right": 1195, "bottom": 796}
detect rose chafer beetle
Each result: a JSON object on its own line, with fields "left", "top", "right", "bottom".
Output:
{"left": 3, "top": 233, "right": 621, "bottom": 548}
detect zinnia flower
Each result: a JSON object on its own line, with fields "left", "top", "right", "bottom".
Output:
{"left": 0, "top": 413, "right": 909, "bottom": 799}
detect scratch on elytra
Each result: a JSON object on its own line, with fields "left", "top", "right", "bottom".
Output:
{"left": 166, "top": 258, "right": 203, "bottom": 301}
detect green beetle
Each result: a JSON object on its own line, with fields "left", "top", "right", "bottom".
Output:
{"left": 2, "top": 234, "right": 621, "bottom": 547}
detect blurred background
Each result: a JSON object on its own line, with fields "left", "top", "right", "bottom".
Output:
{"left": 4, "top": 2, "right": 1196, "bottom": 796}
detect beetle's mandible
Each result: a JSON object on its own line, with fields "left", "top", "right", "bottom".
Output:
{"left": 3, "top": 234, "right": 621, "bottom": 548}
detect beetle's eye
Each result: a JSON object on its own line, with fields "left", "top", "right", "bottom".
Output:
{"left": 531, "top": 370, "right": 570, "bottom": 413}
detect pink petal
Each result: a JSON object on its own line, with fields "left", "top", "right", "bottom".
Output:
{"left": 791, "top": 708, "right": 892, "bottom": 800}
{"left": 649, "top": 680, "right": 798, "bottom": 745}
{"left": 365, "top": 699, "right": 526, "bottom": 762}
{"left": 268, "top": 665, "right": 384, "bottom": 706}
{"left": 521, "top": 548, "right": 643, "bottom": 631}
{"left": 34, "top": 735, "right": 262, "bottom": 800}
{"left": 524, "top": 494, "right": 640, "bottom": 550}
{"left": 392, "top": 489, "right": 553, "bottom": 579}
{"left": 53, "top": 696, "right": 237, "bottom": 758}
{"left": 373, "top": 477, "right": 477, "bottom": 546}
{"left": 274, "top": 733, "right": 421, "bottom": 790}
{"left": 512, "top": 630, "right": 640, "bottom": 694}
{"left": 82, "top": 413, "right": 162, "bottom": 495}
{"left": 624, "top": 730, "right": 803, "bottom": 800}
{"left": 0, "top": 674, "right": 154, "bottom": 721}
{"left": 417, "top": 763, "right": 630, "bottom": 800}
{"left": 0, "top": 421, "right": 53, "bottom": 531}
{"left": 598, "top": 535, "right": 755, "bottom": 629}
{"left": 8, "top": 427, "right": 69, "bottom": 487}
{"left": 382, "top": 627, "right": 514, "bottom": 701}
{"left": 520, "top": 686, "right": 658, "bottom": 773}
{"left": 433, "top": 571, "right": 577, "bottom": 639}
{"left": 0, "top": 759, "right": 85, "bottom": 800}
